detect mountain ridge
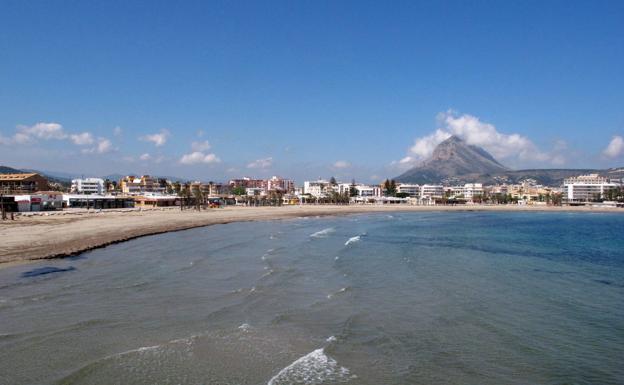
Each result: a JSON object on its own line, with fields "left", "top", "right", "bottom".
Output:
{"left": 395, "top": 136, "right": 624, "bottom": 185}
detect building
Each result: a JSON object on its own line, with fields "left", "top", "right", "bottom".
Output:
{"left": 420, "top": 184, "right": 444, "bottom": 200}
{"left": 0, "top": 173, "right": 49, "bottom": 194}
{"left": 229, "top": 178, "right": 266, "bottom": 189}
{"left": 397, "top": 183, "right": 421, "bottom": 197}
{"left": 246, "top": 187, "right": 266, "bottom": 196}
{"left": 63, "top": 194, "right": 135, "bottom": 209}
{"left": 132, "top": 195, "right": 179, "bottom": 208}
{"left": 71, "top": 178, "right": 105, "bottom": 194}
{"left": 355, "top": 185, "right": 382, "bottom": 197}
{"left": 119, "top": 176, "right": 142, "bottom": 194}
{"left": 563, "top": 174, "right": 619, "bottom": 202}
{"left": 119, "top": 175, "right": 165, "bottom": 195}
{"left": 463, "top": 183, "right": 484, "bottom": 201}
{"left": 303, "top": 180, "right": 331, "bottom": 197}
{"left": 266, "top": 176, "right": 294, "bottom": 193}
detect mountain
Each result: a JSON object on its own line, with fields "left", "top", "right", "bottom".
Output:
{"left": 395, "top": 137, "right": 624, "bottom": 185}
{"left": 0, "top": 165, "right": 22, "bottom": 174}
{"left": 396, "top": 136, "right": 508, "bottom": 184}
{"left": 0, "top": 165, "right": 72, "bottom": 186}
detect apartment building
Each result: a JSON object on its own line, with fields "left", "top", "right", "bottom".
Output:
{"left": 71, "top": 178, "right": 105, "bottom": 194}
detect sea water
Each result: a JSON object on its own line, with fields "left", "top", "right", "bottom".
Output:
{"left": 0, "top": 212, "right": 623, "bottom": 384}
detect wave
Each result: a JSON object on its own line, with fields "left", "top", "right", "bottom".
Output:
{"left": 327, "top": 287, "right": 349, "bottom": 299}
{"left": 267, "top": 348, "right": 352, "bottom": 385}
{"left": 310, "top": 228, "right": 335, "bottom": 238}
{"left": 344, "top": 236, "right": 360, "bottom": 246}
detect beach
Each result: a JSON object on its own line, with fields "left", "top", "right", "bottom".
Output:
{"left": 1, "top": 204, "right": 622, "bottom": 267}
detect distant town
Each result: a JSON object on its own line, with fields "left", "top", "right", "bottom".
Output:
{"left": 1, "top": 168, "right": 623, "bottom": 217}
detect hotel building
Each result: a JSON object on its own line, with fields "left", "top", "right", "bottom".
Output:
{"left": 563, "top": 174, "right": 619, "bottom": 202}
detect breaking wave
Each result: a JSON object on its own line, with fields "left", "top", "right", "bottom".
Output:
{"left": 310, "top": 228, "right": 335, "bottom": 238}
{"left": 267, "top": 348, "right": 352, "bottom": 385}
{"left": 344, "top": 236, "right": 361, "bottom": 246}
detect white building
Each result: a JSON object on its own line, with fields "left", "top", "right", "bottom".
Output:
{"left": 397, "top": 183, "right": 420, "bottom": 197}
{"left": 303, "top": 180, "right": 330, "bottom": 198}
{"left": 71, "top": 178, "right": 105, "bottom": 194}
{"left": 463, "top": 183, "right": 484, "bottom": 201}
{"left": 246, "top": 187, "right": 267, "bottom": 196}
{"left": 564, "top": 174, "right": 619, "bottom": 202}
{"left": 355, "top": 185, "right": 382, "bottom": 197}
{"left": 421, "top": 184, "right": 444, "bottom": 200}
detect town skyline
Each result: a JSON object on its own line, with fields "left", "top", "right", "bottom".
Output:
{"left": 1, "top": 1, "right": 623, "bottom": 182}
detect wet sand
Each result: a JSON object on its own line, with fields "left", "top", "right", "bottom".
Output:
{"left": 1, "top": 204, "right": 621, "bottom": 267}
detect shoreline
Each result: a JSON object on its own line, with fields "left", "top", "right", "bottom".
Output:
{"left": 1, "top": 204, "right": 622, "bottom": 269}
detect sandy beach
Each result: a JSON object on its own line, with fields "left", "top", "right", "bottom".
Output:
{"left": 1, "top": 204, "right": 622, "bottom": 267}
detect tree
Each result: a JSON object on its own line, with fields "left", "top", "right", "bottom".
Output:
{"left": 329, "top": 176, "right": 337, "bottom": 185}
{"left": 231, "top": 186, "right": 246, "bottom": 196}
{"left": 193, "top": 186, "right": 204, "bottom": 211}
{"left": 104, "top": 178, "right": 113, "bottom": 193}
{"left": 349, "top": 179, "right": 358, "bottom": 197}
{"left": 383, "top": 179, "right": 397, "bottom": 197}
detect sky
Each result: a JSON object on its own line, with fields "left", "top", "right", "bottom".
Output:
{"left": 1, "top": 0, "right": 623, "bottom": 183}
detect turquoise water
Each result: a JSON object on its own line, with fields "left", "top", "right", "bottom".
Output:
{"left": 0, "top": 212, "right": 623, "bottom": 384}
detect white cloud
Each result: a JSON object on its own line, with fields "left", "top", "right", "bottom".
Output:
{"left": 140, "top": 129, "right": 170, "bottom": 147}
{"left": 81, "top": 137, "right": 113, "bottom": 154}
{"left": 17, "top": 122, "right": 67, "bottom": 140}
{"left": 191, "top": 140, "right": 211, "bottom": 152}
{"left": 602, "top": 136, "right": 624, "bottom": 159}
{"left": 69, "top": 132, "right": 95, "bottom": 145}
{"left": 179, "top": 151, "right": 221, "bottom": 165}
{"left": 400, "top": 111, "right": 558, "bottom": 166}
{"left": 139, "top": 153, "right": 151, "bottom": 161}
{"left": 247, "top": 157, "right": 273, "bottom": 169}
{"left": 113, "top": 126, "right": 123, "bottom": 136}
{"left": 408, "top": 129, "right": 452, "bottom": 159}
{"left": 333, "top": 160, "right": 351, "bottom": 169}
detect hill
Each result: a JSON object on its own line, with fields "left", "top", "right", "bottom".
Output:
{"left": 395, "top": 137, "right": 624, "bottom": 185}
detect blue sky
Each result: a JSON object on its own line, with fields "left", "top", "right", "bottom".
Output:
{"left": 1, "top": 0, "right": 623, "bottom": 182}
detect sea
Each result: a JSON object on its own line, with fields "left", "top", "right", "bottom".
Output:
{"left": 0, "top": 211, "right": 623, "bottom": 385}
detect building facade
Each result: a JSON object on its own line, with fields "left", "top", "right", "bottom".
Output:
{"left": 0, "top": 173, "right": 49, "bottom": 194}
{"left": 71, "top": 178, "right": 105, "bottom": 194}
{"left": 563, "top": 174, "right": 619, "bottom": 202}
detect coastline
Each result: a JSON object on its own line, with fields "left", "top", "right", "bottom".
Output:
{"left": 1, "top": 204, "right": 622, "bottom": 268}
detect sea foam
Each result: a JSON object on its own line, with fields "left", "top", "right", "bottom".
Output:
{"left": 310, "top": 228, "right": 335, "bottom": 238}
{"left": 344, "top": 236, "right": 361, "bottom": 246}
{"left": 267, "top": 348, "right": 351, "bottom": 385}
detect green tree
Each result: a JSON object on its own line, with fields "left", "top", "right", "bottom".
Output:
{"left": 329, "top": 176, "right": 337, "bottom": 185}
{"left": 231, "top": 186, "right": 246, "bottom": 196}
{"left": 349, "top": 179, "right": 358, "bottom": 197}
{"left": 383, "top": 179, "right": 397, "bottom": 197}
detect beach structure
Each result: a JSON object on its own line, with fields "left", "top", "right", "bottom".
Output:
{"left": 0, "top": 173, "right": 49, "bottom": 194}
{"left": 63, "top": 194, "right": 135, "bottom": 209}
{"left": 71, "top": 178, "right": 105, "bottom": 194}
{"left": 132, "top": 195, "right": 179, "bottom": 208}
